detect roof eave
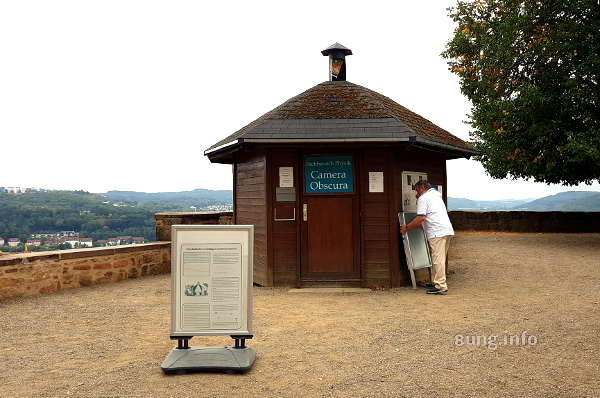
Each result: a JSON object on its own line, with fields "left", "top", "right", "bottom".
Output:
{"left": 204, "top": 139, "right": 240, "bottom": 156}
{"left": 204, "top": 136, "right": 477, "bottom": 163}
{"left": 410, "top": 136, "right": 478, "bottom": 159}
{"left": 242, "top": 137, "right": 411, "bottom": 144}
{"left": 241, "top": 136, "right": 475, "bottom": 156}
{"left": 205, "top": 140, "right": 241, "bottom": 163}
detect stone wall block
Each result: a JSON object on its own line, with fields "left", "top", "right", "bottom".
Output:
{"left": 94, "top": 271, "right": 112, "bottom": 284}
{"left": 149, "top": 264, "right": 164, "bottom": 275}
{"left": 39, "top": 281, "right": 60, "bottom": 295}
{"left": 116, "top": 270, "right": 127, "bottom": 281}
{"left": 128, "top": 267, "right": 139, "bottom": 278}
{"left": 113, "top": 259, "right": 129, "bottom": 268}
{"left": 78, "top": 274, "right": 94, "bottom": 287}
{"left": 0, "top": 287, "right": 22, "bottom": 298}
{"left": 141, "top": 253, "right": 158, "bottom": 264}
{"left": 219, "top": 215, "right": 233, "bottom": 224}
{"left": 31, "top": 271, "right": 51, "bottom": 283}
{"left": 0, "top": 278, "right": 20, "bottom": 288}
{"left": 93, "top": 263, "right": 112, "bottom": 270}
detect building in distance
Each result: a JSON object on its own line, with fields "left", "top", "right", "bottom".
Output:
{"left": 78, "top": 238, "right": 93, "bottom": 247}
{"left": 107, "top": 238, "right": 120, "bottom": 246}
{"left": 2, "top": 187, "right": 46, "bottom": 194}
{"left": 3, "top": 187, "right": 27, "bottom": 194}
{"left": 96, "top": 236, "right": 146, "bottom": 247}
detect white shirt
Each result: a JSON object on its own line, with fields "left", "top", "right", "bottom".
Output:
{"left": 416, "top": 188, "right": 454, "bottom": 239}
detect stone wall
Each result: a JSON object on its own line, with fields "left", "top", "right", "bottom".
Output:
{"left": 0, "top": 243, "right": 170, "bottom": 300}
{"left": 449, "top": 211, "right": 600, "bottom": 233}
{"left": 155, "top": 211, "right": 233, "bottom": 241}
{"left": 156, "top": 210, "right": 600, "bottom": 235}
{"left": 155, "top": 210, "right": 598, "bottom": 239}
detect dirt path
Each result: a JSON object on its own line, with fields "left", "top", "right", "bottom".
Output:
{"left": 1, "top": 233, "right": 599, "bottom": 398}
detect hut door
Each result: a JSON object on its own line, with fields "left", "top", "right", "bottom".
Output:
{"left": 300, "top": 155, "right": 360, "bottom": 281}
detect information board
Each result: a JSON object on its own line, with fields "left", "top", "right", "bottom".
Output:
{"left": 304, "top": 156, "right": 353, "bottom": 194}
{"left": 399, "top": 212, "right": 432, "bottom": 289}
{"left": 399, "top": 212, "right": 432, "bottom": 270}
{"left": 170, "top": 225, "right": 253, "bottom": 336}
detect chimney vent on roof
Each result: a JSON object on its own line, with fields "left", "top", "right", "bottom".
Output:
{"left": 321, "top": 42, "right": 352, "bottom": 81}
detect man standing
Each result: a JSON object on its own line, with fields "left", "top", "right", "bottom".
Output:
{"left": 400, "top": 180, "right": 454, "bottom": 295}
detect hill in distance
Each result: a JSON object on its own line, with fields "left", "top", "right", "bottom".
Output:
{"left": 447, "top": 197, "right": 533, "bottom": 211}
{"left": 0, "top": 188, "right": 235, "bottom": 245}
{"left": 511, "top": 191, "right": 600, "bottom": 211}
{"left": 104, "top": 189, "right": 232, "bottom": 211}
{"left": 0, "top": 190, "right": 157, "bottom": 243}
{"left": 106, "top": 188, "right": 599, "bottom": 212}
{"left": 448, "top": 191, "right": 600, "bottom": 211}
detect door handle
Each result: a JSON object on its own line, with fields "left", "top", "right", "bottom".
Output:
{"left": 303, "top": 203, "right": 308, "bottom": 221}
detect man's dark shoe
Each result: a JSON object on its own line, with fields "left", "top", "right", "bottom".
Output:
{"left": 426, "top": 288, "right": 448, "bottom": 295}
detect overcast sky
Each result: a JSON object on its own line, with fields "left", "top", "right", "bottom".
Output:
{"left": 1, "top": 0, "right": 598, "bottom": 200}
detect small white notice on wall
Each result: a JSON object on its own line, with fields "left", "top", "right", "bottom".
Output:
{"left": 368, "top": 172, "right": 384, "bottom": 193}
{"left": 279, "top": 167, "right": 294, "bottom": 188}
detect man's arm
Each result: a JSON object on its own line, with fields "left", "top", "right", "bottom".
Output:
{"left": 400, "top": 215, "right": 426, "bottom": 234}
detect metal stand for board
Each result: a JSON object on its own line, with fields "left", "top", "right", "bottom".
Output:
{"left": 161, "top": 335, "right": 256, "bottom": 375}
{"left": 408, "top": 266, "right": 417, "bottom": 290}
{"left": 399, "top": 212, "right": 433, "bottom": 289}
{"left": 407, "top": 263, "right": 434, "bottom": 289}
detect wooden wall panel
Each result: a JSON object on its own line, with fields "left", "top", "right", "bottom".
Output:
{"left": 234, "top": 152, "right": 269, "bottom": 286}
{"left": 360, "top": 149, "right": 393, "bottom": 287}
{"left": 268, "top": 149, "right": 300, "bottom": 286}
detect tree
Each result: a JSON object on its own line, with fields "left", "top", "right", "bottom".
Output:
{"left": 443, "top": 0, "right": 600, "bottom": 185}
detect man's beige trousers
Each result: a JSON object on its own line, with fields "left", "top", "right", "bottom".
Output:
{"left": 428, "top": 236, "right": 452, "bottom": 291}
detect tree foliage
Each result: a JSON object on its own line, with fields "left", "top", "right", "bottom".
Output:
{"left": 443, "top": 0, "right": 600, "bottom": 185}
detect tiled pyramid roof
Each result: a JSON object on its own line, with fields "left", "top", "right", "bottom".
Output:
{"left": 206, "top": 81, "right": 474, "bottom": 155}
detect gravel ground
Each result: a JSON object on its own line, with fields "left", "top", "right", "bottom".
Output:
{"left": 1, "top": 232, "right": 599, "bottom": 398}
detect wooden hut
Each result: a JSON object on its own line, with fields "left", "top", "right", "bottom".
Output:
{"left": 205, "top": 43, "right": 475, "bottom": 287}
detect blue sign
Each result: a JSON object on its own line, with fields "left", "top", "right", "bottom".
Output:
{"left": 304, "top": 156, "right": 354, "bottom": 194}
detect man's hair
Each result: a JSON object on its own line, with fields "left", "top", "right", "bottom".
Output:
{"left": 414, "top": 180, "right": 431, "bottom": 190}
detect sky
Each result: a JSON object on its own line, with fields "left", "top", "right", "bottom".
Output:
{"left": 1, "top": 0, "right": 598, "bottom": 200}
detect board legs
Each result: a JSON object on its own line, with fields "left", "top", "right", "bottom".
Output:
{"left": 409, "top": 269, "right": 417, "bottom": 289}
